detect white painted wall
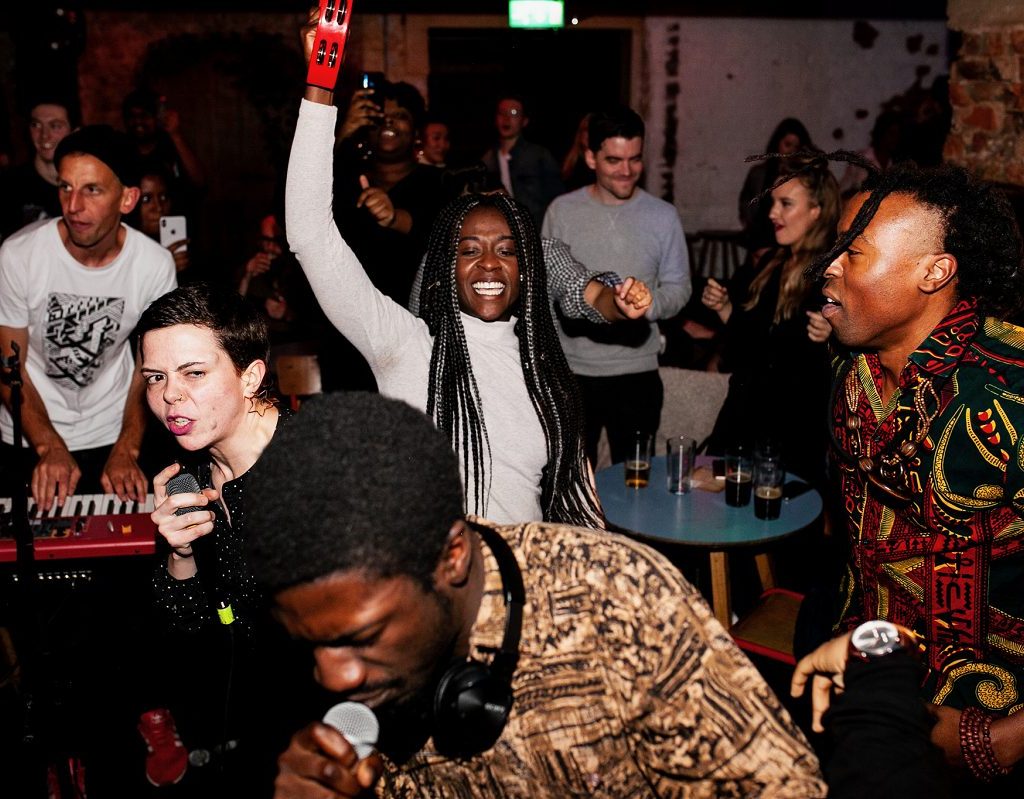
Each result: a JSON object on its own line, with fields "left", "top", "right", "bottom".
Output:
{"left": 643, "top": 17, "right": 949, "bottom": 234}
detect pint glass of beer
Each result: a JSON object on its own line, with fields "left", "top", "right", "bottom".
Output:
{"left": 724, "top": 447, "right": 753, "bottom": 507}
{"left": 624, "top": 432, "right": 653, "bottom": 488}
{"left": 754, "top": 452, "right": 785, "bottom": 520}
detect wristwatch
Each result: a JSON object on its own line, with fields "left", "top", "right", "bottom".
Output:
{"left": 848, "top": 619, "right": 920, "bottom": 661}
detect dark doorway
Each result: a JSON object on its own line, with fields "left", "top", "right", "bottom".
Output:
{"left": 427, "top": 27, "right": 631, "bottom": 170}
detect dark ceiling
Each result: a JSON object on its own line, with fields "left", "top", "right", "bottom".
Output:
{"left": 67, "top": 1, "right": 947, "bottom": 19}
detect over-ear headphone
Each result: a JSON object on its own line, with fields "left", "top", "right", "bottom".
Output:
{"left": 431, "top": 522, "right": 524, "bottom": 758}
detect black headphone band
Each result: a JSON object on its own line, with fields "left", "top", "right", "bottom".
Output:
{"left": 468, "top": 521, "right": 524, "bottom": 682}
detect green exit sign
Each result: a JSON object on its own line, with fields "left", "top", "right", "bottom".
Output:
{"left": 509, "top": 0, "right": 564, "bottom": 29}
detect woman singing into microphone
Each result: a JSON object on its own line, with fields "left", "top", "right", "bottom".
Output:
{"left": 135, "top": 283, "right": 295, "bottom": 791}
{"left": 139, "top": 283, "right": 284, "bottom": 636}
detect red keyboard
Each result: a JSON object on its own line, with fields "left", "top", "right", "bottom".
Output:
{"left": 0, "top": 494, "right": 157, "bottom": 562}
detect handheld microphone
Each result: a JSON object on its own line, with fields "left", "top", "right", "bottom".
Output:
{"left": 322, "top": 702, "right": 379, "bottom": 760}
{"left": 166, "top": 470, "right": 233, "bottom": 625}
{"left": 166, "top": 470, "right": 205, "bottom": 515}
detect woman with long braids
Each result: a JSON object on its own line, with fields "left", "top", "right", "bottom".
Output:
{"left": 286, "top": 29, "right": 608, "bottom": 528}
{"left": 703, "top": 155, "right": 840, "bottom": 484}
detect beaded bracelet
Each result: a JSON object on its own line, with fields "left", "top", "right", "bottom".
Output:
{"left": 959, "top": 706, "right": 1011, "bottom": 782}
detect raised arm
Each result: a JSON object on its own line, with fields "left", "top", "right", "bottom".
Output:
{"left": 286, "top": 19, "right": 419, "bottom": 364}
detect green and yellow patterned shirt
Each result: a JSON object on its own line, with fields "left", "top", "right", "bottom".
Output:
{"left": 831, "top": 300, "right": 1024, "bottom": 714}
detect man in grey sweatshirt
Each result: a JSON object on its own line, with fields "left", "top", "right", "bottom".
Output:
{"left": 542, "top": 106, "right": 691, "bottom": 465}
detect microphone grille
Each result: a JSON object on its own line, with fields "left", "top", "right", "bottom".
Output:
{"left": 322, "top": 702, "right": 379, "bottom": 760}
{"left": 166, "top": 472, "right": 201, "bottom": 495}
{"left": 166, "top": 471, "right": 204, "bottom": 516}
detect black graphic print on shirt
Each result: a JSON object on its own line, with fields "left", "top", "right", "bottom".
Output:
{"left": 44, "top": 292, "right": 125, "bottom": 388}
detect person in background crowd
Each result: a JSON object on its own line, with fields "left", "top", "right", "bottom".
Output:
{"left": 838, "top": 110, "right": 905, "bottom": 198}
{"left": 481, "top": 94, "right": 564, "bottom": 226}
{"left": 333, "top": 78, "right": 443, "bottom": 307}
{"left": 122, "top": 88, "right": 205, "bottom": 219}
{"left": 702, "top": 155, "right": 839, "bottom": 485}
{"left": 543, "top": 106, "right": 691, "bottom": 466}
{"left": 560, "top": 112, "right": 593, "bottom": 192}
{"left": 738, "top": 117, "right": 814, "bottom": 251}
{"left": 0, "top": 94, "right": 77, "bottom": 241}
{"left": 417, "top": 114, "right": 450, "bottom": 168}
{"left": 133, "top": 167, "right": 191, "bottom": 278}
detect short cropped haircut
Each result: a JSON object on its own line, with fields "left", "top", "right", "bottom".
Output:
{"left": 587, "top": 106, "right": 645, "bottom": 154}
{"left": 244, "top": 393, "right": 465, "bottom": 594}
{"left": 25, "top": 93, "right": 80, "bottom": 128}
{"left": 808, "top": 163, "right": 1024, "bottom": 320}
{"left": 136, "top": 283, "right": 270, "bottom": 375}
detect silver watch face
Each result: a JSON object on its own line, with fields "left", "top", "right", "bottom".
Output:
{"left": 852, "top": 620, "right": 903, "bottom": 657}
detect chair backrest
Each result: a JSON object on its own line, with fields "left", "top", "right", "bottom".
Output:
{"left": 657, "top": 366, "right": 729, "bottom": 452}
{"left": 276, "top": 354, "right": 322, "bottom": 409}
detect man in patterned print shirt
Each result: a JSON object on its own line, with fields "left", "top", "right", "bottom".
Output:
{"left": 245, "top": 392, "right": 826, "bottom": 798}
{"left": 802, "top": 162, "right": 1024, "bottom": 783}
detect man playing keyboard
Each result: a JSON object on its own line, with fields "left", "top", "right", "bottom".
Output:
{"left": 0, "top": 125, "right": 176, "bottom": 510}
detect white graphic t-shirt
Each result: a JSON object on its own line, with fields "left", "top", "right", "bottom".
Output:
{"left": 0, "top": 219, "right": 176, "bottom": 450}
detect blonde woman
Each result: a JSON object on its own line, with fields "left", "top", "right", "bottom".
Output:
{"left": 702, "top": 156, "right": 840, "bottom": 482}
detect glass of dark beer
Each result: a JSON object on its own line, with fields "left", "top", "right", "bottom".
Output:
{"left": 624, "top": 432, "right": 654, "bottom": 488}
{"left": 724, "top": 448, "right": 753, "bottom": 507}
{"left": 753, "top": 452, "right": 785, "bottom": 520}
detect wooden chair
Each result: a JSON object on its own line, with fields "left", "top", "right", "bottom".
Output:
{"left": 689, "top": 229, "right": 746, "bottom": 281}
{"left": 657, "top": 366, "right": 730, "bottom": 453}
{"left": 729, "top": 588, "right": 804, "bottom": 665}
{"left": 275, "top": 354, "right": 322, "bottom": 410}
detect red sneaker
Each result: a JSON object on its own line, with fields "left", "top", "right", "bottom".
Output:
{"left": 138, "top": 708, "right": 188, "bottom": 786}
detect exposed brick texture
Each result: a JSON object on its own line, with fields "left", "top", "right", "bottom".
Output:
{"left": 947, "top": 24, "right": 1024, "bottom": 184}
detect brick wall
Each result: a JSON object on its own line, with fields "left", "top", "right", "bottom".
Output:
{"left": 947, "top": 1, "right": 1024, "bottom": 184}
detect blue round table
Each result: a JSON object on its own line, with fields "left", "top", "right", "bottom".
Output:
{"left": 596, "top": 456, "right": 822, "bottom": 625}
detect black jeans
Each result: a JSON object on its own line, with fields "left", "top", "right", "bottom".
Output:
{"left": 576, "top": 370, "right": 664, "bottom": 465}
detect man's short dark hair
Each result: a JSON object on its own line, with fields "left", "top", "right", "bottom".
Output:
{"left": 810, "top": 163, "right": 1024, "bottom": 320}
{"left": 136, "top": 283, "right": 270, "bottom": 375}
{"left": 244, "top": 393, "right": 465, "bottom": 594}
{"left": 587, "top": 106, "right": 645, "bottom": 154}
{"left": 24, "top": 93, "right": 80, "bottom": 128}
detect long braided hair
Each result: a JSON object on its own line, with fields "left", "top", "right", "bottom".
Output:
{"left": 419, "top": 193, "right": 604, "bottom": 528}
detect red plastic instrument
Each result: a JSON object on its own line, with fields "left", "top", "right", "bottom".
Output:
{"left": 0, "top": 493, "right": 157, "bottom": 562}
{"left": 306, "top": 0, "right": 356, "bottom": 91}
